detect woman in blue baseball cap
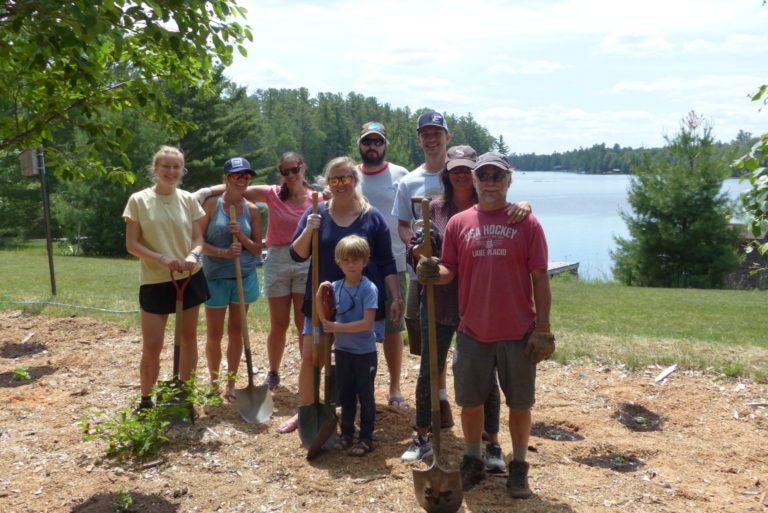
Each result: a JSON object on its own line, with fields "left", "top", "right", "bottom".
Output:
{"left": 199, "top": 157, "right": 262, "bottom": 402}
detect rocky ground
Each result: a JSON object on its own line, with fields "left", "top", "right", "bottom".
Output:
{"left": 1, "top": 310, "right": 767, "bottom": 513}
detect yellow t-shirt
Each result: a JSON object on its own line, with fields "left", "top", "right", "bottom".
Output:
{"left": 123, "top": 187, "right": 205, "bottom": 285}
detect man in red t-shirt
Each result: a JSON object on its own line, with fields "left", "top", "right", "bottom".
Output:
{"left": 417, "top": 151, "right": 556, "bottom": 499}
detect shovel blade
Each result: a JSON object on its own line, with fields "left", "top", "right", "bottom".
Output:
{"left": 306, "top": 413, "right": 338, "bottom": 460}
{"left": 412, "top": 464, "right": 463, "bottom": 513}
{"left": 235, "top": 384, "right": 273, "bottom": 424}
{"left": 297, "top": 403, "right": 336, "bottom": 449}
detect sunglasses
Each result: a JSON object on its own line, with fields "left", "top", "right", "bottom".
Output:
{"left": 449, "top": 167, "right": 472, "bottom": 175}
{"left": 229, "top": 171, "right": 253, "bottom": 180}
{"left": 474, "top": 170, "right": 510, "bottom": 182}
{"left": 279, "top": 164, "right": 302, "bottom": 176}
{"left": 327, "top": 175, "right": 355, "bottom": 187}
{"left": 360, "top": 137, "right": 386, "bottom": 147}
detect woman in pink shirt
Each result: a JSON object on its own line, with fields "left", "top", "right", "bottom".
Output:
{"left": 241, "top": 153, "right": 321, "bottom": 407}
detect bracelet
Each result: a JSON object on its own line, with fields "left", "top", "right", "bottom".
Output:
{"left": 535, "top": 323, "right": 551, "bottom": 332}
{"left": 392, "top": 297, "right": 403, "bottom": 304}
{"left": 157, "top": 254, "right": 166, "bottom": 263}
{"left": 189, "top": 250, "right": 201, "bottom": 262}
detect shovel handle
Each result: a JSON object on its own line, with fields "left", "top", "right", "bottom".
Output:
{"left": 229, "top": 205, "right": 254, "bottom": 388}
{"left": 422, "top": 198, "right": 442, "bottom": 455}
{"left": 169, "top": 269, "right": 191, "bottom": 381}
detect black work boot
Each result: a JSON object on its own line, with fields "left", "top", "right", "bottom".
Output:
{"left": 506, "top": 460, "right": 532, "bottom": 499}
{"left": 460, "top": 455, "right": 487, "bottom": 491}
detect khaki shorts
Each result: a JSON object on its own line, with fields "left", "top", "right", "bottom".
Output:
{"left": 261, "top": 244, "right": 310, "bottom": 297}
{"left": 384, "top": 271, "right": 407, "bottom": 333}
{"left": 453, "top": 331, "right": 536, "bottom": 410}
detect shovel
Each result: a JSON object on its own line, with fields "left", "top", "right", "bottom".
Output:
{"left": 299, "top": 192, "right": 337, "bottom": 451}
{"left": 161, "top": 270, "right": 193, "bottom": 426}
{"left": 412, "top": 198, "right": 463, "bottom": 513}
{"left": 407, "top": 196, "right": 425, "bottom": 356}
{"left": 307, "top": 282, "right": 340, "bottom": 460}
{"left": 229, "top": 205, "right": 273, "bottom": 424}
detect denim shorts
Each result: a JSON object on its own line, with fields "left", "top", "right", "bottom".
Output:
{"left": 302, "top": 316, "right": 384, "bottom": 341}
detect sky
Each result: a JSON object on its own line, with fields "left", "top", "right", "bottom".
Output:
{"left": 225, "top": 0, "right": 768, "bottom": 155}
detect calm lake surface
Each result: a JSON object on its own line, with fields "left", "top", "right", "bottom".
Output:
{"left": 506, "top": 172, "right": 750, "bottom": 280}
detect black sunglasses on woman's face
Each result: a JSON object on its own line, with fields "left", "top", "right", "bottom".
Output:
{"left": 279, "top": 164, "right": 302, "bottom": 176}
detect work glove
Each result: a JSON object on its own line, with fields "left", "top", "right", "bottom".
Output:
{"left": 416, "top": 256, "right": 441, "bottom": 285}
{"left": 525, "top": 324, "right": 556, "bottom": 364}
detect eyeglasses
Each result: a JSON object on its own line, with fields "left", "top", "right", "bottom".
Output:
{"left": 279, "top": 164, "right": 302, "bottom": 176}
{"left": 360, "top": 137, "right": 385, "bottom": 147}
{"left": 327, "top": 175, "right": 355, "bottom": 187}
{"left": 474, "top": 170, "right": 510, "bottom": 182}
{"left": 229, "top": 171, "right": 252, "bottom": 180}
{"left": 449, "top": 167, "right": 472, "bottom": 175}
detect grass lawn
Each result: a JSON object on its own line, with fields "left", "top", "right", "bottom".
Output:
{"left": 2, "top": 243, "right": 766, "bottom": 380}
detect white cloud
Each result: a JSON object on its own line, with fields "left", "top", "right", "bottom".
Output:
{"left": 595, "top": 32, "right": 676, "bottom": 58}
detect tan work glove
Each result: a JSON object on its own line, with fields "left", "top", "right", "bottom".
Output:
{"left": 525, "top": 324, "right": 556, "bottom": 364}
{"left": 416, "top": 255, "right": 440, "bottom": 285}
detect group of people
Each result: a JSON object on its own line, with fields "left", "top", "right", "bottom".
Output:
{"left": 123, "top": 111, "right": 556, "bottom": 500}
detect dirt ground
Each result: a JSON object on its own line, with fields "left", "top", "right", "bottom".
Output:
{"left": 1, "top": 309, "right": 767, "bottom": 513}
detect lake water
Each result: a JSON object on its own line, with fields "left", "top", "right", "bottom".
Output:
{"left": 506, "top": 172, "right": 750, "bottom": 280}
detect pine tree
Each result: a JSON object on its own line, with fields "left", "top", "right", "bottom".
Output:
{"left": 612, "top": 112, "right": 741, "bottom": 288}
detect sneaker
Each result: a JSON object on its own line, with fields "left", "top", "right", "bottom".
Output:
{"left": 401, "top": 435, "right": 433, "bottom": 462}
{"left": 439, "top": 399, "right": 454, "bottom": 428}
{"left": 484, "top": 442, "right": 506, "bottom": 474}
{"left": 460, "top": 454, "right": 487, "bottom": 491}
{"left": 506, "top": 460, "right": 532, "bottom": 499}
{"left": 134, "top": 398, "right": 154, "bottom": 416}
{"left": 264, "top": 371, "right": 280, "bottom": 391}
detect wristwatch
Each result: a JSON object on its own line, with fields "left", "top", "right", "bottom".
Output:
{"left": 189, "top": 250, "right": 202, "bottom": 262}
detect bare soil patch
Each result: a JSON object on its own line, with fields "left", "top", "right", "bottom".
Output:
{"left": 1, "top": 310, "right": 767, "bottom": 513}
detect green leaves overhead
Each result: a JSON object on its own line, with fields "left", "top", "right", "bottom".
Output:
{"left": 0, "top": 0, "right": 251, "bottom": 184}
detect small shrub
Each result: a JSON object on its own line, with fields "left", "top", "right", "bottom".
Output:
{"left": 12, "top": 366, "right": 31, "bottom": 381}
{"left": 77, "top": 376, "right": 222, "bottom": 458}
{"left": 114, "top": 485, "right": 133, "bottom": 512}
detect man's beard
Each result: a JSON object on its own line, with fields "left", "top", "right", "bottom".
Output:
{"left": 360, "top": 147, "right": 386, "bottom": 166}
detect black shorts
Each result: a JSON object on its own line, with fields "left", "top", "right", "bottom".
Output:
{"left": 139, "top": 271, "right": 210, "bottom": 315}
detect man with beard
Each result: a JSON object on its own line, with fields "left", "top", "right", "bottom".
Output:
{"left": 357, "top": 121, "right": 410, "bottom": 408}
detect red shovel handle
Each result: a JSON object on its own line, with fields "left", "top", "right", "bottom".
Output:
{"left": 321, "top": 283, "right": 335, "bottom": 321}
{"left": 170, "top": 270, "right": 192, "bottom": 302}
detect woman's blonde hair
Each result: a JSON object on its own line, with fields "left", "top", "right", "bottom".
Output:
{"left": 323, "top": 156, "right": 371, "bottom": 213}
{"left": 147, "top": 145, "right": 185, "bottom": 183}
{"left": 335, "top": 234, "right": 370, "bottom": 264}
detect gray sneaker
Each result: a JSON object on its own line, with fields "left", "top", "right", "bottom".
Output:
{"left": 484, "top": 442, "right": 506, "bottom": 473}
{"left": 401, "top": 435, "right": 433, "bottom": 462}
{"left": 507, "top": 460, "right": 532, "bottom": 499}
{"left": 459, "top": 455, "right": 487, "bottom": 491}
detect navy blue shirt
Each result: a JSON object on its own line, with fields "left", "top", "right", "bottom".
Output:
{"left": 290, "top": 202, "right": 397, "bottom": 320}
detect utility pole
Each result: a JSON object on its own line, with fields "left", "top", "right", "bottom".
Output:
{"left": 20, "top": 149, "right": 56, "bottom": 295}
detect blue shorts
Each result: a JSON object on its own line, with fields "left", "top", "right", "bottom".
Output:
{"left": 302, "top": 316, "right": 384, "bottom": 341}
{"left": 205, "top": 273, "right": 260, "bottom": 308}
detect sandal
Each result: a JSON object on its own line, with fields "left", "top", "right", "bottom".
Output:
{"left": 348, "top": 439, "right": 373, "bottom": 457}
{"left": 275, "top": 417, "right": 298, "bottom": 434}
{"left": 223, "top": 390, "right": 237, "bottom": 404}
{"left": 388, "top": 395, "right": 410, "bottom": 409}
{"left": 333, "top": 434, "right": 353, "bottom": 451}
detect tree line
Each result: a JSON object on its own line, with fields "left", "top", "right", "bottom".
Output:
{"left": 508, "top": 132, "right": 756, "bottom": 175}
{"left": 0, "top": 71, "right": 499, "bottom": 256}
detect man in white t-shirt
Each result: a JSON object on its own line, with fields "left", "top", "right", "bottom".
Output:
{"left": 391, "top": 111, "right": 453, "bottom": 423}
{"left": 357, "top": 121, "right": 410, "bottom": 408}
